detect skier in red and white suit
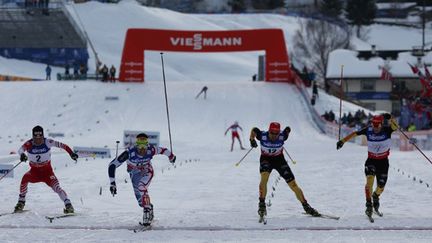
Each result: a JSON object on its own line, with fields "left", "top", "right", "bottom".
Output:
{"left": 14, "top": 125, "right": 78, "bottom": 214}
{"left": 224, "top": 121, "right": 245, "bottom": 151}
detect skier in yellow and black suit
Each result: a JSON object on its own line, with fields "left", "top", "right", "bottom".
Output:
{"left": 250, "top": 122, "right": 320, "bottom": 219}
{"left": 337, "top": 113, "right": 398, "bottom": 218}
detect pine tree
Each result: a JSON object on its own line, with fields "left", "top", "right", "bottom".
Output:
{"left": 228, "top": 0, "right": 246, "bottom": 13}
{"left": 345, "top": 0, "right": 377, "bottom": 37}
{"left": 320, "top": 0, "right": 343, "bottom": 18}
{"left": 252, "top": 0, "right": 284, "bottom": 10}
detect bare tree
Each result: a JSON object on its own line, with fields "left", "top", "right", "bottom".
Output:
{"left": 292, "top": 19, "right": 351, "bottom": 82}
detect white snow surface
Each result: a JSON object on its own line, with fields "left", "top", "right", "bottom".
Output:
{"left": 0, "top": 1, "right": 432, "bottom": 242}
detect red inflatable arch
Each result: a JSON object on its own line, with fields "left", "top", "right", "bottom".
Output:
{"left": 119, "top": 28, "right": 293, "bottom": 83}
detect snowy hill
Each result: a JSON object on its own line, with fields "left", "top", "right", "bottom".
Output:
{"left": 1, "top": 1, "right": 432, "bottom": 242}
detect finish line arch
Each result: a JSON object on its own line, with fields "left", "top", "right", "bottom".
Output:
{"left": 119, "top": 28, "right": 293, "bottom": 83}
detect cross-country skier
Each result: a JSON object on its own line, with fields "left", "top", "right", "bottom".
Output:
{"left": 224, "top": 121, "right": 245, "bottom": 151}
{"left": 336, "top": 113, "right": 398, "bottom": 218}
{"left": 14, "top": 125, "right": 78, "bottom": 214}
{"left": 249, "top": 122, "right": 320, "bottom": 220}
{"left": 108, "top": 133, "right": 176, "bottom": 226}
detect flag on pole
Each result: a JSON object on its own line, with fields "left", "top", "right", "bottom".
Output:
{"left": 408, "top": 63, "right": 432, "bottom": 98}
{"left": 380, "top": 67, "right": 392, "bottom": 81}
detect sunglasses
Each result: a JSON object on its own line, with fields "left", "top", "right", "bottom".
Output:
{"left": 33, "top": 132, "right": 43, "bottom": 138}
{"left": 136, "top": 139, "right": 148, "bottom": 149}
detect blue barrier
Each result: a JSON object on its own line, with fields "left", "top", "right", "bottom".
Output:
{"left": 0, "top": 47, "right": 89, "bottom": 67}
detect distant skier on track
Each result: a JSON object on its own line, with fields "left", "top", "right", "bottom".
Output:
{"left": 224, "top": 121, "right": 246, "bottom": 151}
{"left": 108, "top": 133, "right": 176, "bottom": 226}
{"left": 249, "top": 122, "right": 320, "bottom": 222}
{"left": 336, "top": 113, "right": 398, "bottom": 221}
{"left": 14, "top": 125, "right": 78, "bottom": 214}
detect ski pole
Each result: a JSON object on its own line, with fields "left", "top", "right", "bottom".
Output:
{"left": 283, "top": 147, "right": 297, "bottom": 164}
{"left": 338, "top": 65, "right": 344, "bottom": 141}
{"left": 397, "top": 126, "right": 432, "bottom": 165}
{"left": 0, "top": 161, "right": 23, "bottom": 182}
{"left": 115, "top": 140, "right": 120, "bottom": 158}
{"left": 160, "top": 52, "right": 173, "bottom": 153}
{"left": 235, "top": 147, "right": 254, "bottom": 167}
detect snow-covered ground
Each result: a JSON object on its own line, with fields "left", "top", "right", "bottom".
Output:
{"left": 1, "top": 1, "right": 432, "bottom": 242}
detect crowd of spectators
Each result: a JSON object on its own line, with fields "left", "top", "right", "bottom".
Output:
{"left": 62, "top": 63, "right": 88, "bottom": 80}
{"left": 322, "top": 109, "right": 374, "bottom": 130}
{"left": 24, "top": 0, "right": 51, "bottom": 15}
{"left": 97, "top": 63, "right": 116, "bottom": 82}
{"left": 398, "top": 97, "right": 432, "bottom": 131}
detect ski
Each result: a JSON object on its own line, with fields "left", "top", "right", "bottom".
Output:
{"left": 45, "top": 213, "right": 76, "bottom": 223}
{"left": 302, "top": 213, "right": 340, "bottom": 220}
{"left": 0, "top": 209, "right": 30, "bottom": 217}
{"left": 133, "top": 222, "right": 153, "bottom": 232}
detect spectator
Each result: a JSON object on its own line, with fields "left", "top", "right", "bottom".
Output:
{"left": 101, "top": 64, "right": 109, "bottom": 82}
{"left": 73, "top": 63, "right": 79, "bottom": 80}
{"left": 65, "top": 64, "right": 70, "bottom": 78}
{"left": 45, "top": 64, "right": 51, "bottom": 80}
{"left": 109, "top": 65, "right": 116, "bottom": 82}
{"left": 79, "top": 64, "right": 88, "bottom": 79}
{"left": 312, "top": 81, "right": 318, "bottom": 98}
{"left": 407, "top": 122, "right": 416, "bottom": 132}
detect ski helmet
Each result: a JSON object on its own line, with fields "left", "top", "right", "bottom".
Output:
{"left": 32, "top": 125, "right": 44, "bottom": 138}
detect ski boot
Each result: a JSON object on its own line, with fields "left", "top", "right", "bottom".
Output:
{"left": 365, "top": 201, "right": 373, "bottom": 217}
{"left": 64, "top": 203, "right": 75, "bottom": 214}
{"left": 258, "top": 201, "right": 267, "bottom": 217}
{"left": 302, "top": 203, "right": 320, "bottom": 217}
{"left": 14, "top": 201, "right": 25, "bottom": 213}
{"left": 142, "top": 204, "right": 154, "bottom": 226}
{"left": 372, "top": 193, "right": 383, "bottom": 216}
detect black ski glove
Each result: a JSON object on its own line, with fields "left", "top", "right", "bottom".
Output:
{"left": 336, "top": 140, "right": 344, "bottom": 150}
{"left": 250, "top": 139, "right": 257, "bottom": 148}
{"left": 284, "top": 126, "right": 291, "bottom": 134}
{"left": 20, "top": 153, "right": 28, "bottom": 162}
{"left": 110, "top": 182, "right": 117, "bottom": 196}
{"left": 70, "top": 152, "right": 79, "bottom": 161}
{"left": 169, "top": 155, "right": 176, "bottom": 164}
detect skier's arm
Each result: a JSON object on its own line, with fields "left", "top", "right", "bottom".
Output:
{"left": 155, "top": 147, "right": 176, "bottom": 163}
{"left": 17, "top": 140, "right": 31, "bottom": 162}
{"left": 47, "top": 139, "right": 73, "bottom": 154}
{"left": 224, "top": 126, "right": 231, "bottom": 135}
{"left": 17, "top": 140, "right": 31, "bottom": 155}
{"left": 108, "top": 151, "right": 129, "bottom": 183}
{"left": 282, "top": 126, "right": 291, "bottom": 140}
{"left": 249, "top": 127, "right": 261, "bottom": 148}
{"left": 382, "top": 113, "right": 398, "bottom": 131}
{"left": 336, "top": 127, "right": 367, "bottom": 150}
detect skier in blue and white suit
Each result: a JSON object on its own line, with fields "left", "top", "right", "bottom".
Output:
{"left": 108, "top": 133, "right": 176, "bottom": 225}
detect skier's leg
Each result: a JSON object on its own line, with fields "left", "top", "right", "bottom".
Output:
{"left": 237, "top": 136, "right": 245, "bottom": 149}
{"left": 259, "top": 172, "right": 270, "bottom": 199}
{"left": 18, "top": 171, "right": 34, "bottom": 202}
{"left": 15, "top": 170, "right": 37, "bottom": 211}
{"left": 45, "top": 172, "right": 73, "bottom": 211}
{"left": 373, "top": 159, "right": 389, "bottom": 211}
{"left": 230, "top": 137, "right": 234, "bottom": 151}
{"left": 364, "top": 160, "right": 376, "bottom": 216}
{"left": 258, "top": 172, "right": 269, "bottom": 216}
